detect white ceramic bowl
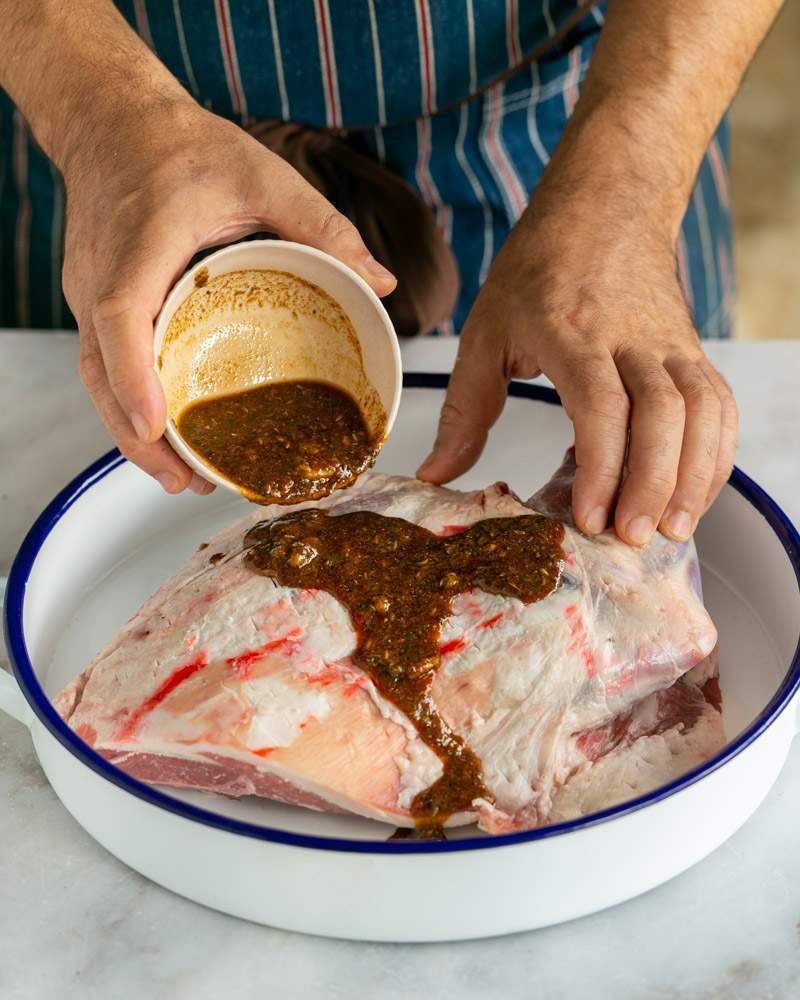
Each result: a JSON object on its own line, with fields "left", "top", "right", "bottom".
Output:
{"left": 3, "top": 379, "right": 799, "bottom": 942}
{"left": 152, "top": 239, "right": 402, "bottom": 494}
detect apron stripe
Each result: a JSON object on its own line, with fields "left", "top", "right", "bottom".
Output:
{"left": 455, "top": 101, "right": 494, "bottom": 285}
{"left": 543, "top": 0, "right": 556, "bottom": 37}
{"left": 373, "top": 125, "right": 387, "bottom": 164}
{"left": 676, "top": 231, "right": 694, "bottom": 312}
{"left": 707, "top": 136, "right": 730, "bottom": 209}
{"left": 367, "top": 0, "right": 387, "bottom": 126}
{"left": 214, "top": 0, "right": 248, "bottom": 119}
{"left": 718, "top": 236, "right": 733, "bottom": 323}
{"left": 527, "top": 62, "right": 550, "bottom": 166}
{"left": 133, "top": 0, "right": 154, "bottom": 49}
{"left": 506, "top": 0, "right": 522, "bottom": 66}
{"left": 415, "top": 116, "right": 438, "bottom": 207}
{"left": 415, "top": 0, "right": 437, "bottom": 116}
{"left": 172, "top": 0, "right": 200, "bottom": 98}
{"left": 267, "top": 0, "right": 290, "bottom": 121}
{"left": 691, "top": 173, "right": 718, "bottom": 335}
{"left": 482, "top": 84, "right": 528, "bottom": 221}
{"left": 563, "top": 45, "right": 582, "bottom": 117}
{"left": 465, "top": 0, "right": 478, "bottom": 93}
{"left": 590, "top": 5, "right": 606, "bottom": 26}
{"left": 314, "top": 0, "right": 342, "bottom": 128}
{"left": 415, "top": 117, "right": 454, "bottom": 334}
{"left": 12, "top": 110, "right": 31, "bottom": 329}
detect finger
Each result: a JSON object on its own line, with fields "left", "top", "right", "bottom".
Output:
{"left": 91, "top": 287, "right": 171, "bottom": 447}
{"left": 546, "top": 349, "right": 630, "bottom": 536}
{"left": 78, "top": 329, "right": 209, "bottom": 494}
{"left": 416, "top": 329, "right": 507, "bottom": 484}
{"left": 699, "top": 358, "right": 739, "bottom": 509}
{"left": 614, "top": 352, "right": 686, "bottom": 546}
{"left": 659, "top": 358, "right": 721, "bottom": 541}
{"left": 263, "top": 156, "right": 396, "bottom": 296}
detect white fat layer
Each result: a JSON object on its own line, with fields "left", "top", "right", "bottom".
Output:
{"left": 547, "top": 704, "right": 725, "bottom": 823}
{"left": 241, "top": 673, "right": 332, "bottom": 749}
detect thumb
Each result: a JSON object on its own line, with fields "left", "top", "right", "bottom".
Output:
{"left": 416, "top": 336, "right": 507, "bottom": 484}
{"left": 265, "top": 156, "right": 396, "bottom": 297}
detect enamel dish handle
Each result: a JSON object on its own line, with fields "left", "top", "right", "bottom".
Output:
{"left": 0, "top": 577, "right": 33, "bottom": 728}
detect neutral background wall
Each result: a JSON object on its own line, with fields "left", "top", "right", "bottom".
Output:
{"left": 730, "top": 2, "right": 799, "bottom": 340}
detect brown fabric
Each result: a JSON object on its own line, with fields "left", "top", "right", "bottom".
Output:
{"left": 249, "top": 121, "right": 459, "bottom": 337}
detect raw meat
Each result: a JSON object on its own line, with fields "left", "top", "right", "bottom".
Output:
{"left": 54, "top": 453, "right": 724, "bottom": 834}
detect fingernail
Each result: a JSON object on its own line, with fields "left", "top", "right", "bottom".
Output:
{"left": 155, "top": 472, "right": 180, "bottom": 493}
{"left": 189, "top": 473, "right": 214, "bottom": 495}
{"left": 131, "top": 412, "right": 151, "bottom": 442}
{"left": 584, "top": 506, "right": 607, "bottom": 535}
{"left": 665, "top": 509, "right": 693, "bottom": 541}
{"left": 625, "top": 515, "right": 655, "bottom": 546}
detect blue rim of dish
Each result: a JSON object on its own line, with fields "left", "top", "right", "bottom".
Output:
{"left": 4, "top": 373, "right": 800, "bottom": 855}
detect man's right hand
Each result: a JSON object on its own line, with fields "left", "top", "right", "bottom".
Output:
{"left": 62, "top": 101, "right": 395, "bottom": 494}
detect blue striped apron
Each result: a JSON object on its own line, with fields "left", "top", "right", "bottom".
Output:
{"left": 0, "top": 1, "right": 733, "bottom": 338}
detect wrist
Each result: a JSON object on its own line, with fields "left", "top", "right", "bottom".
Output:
{"left": 531, "top": 100, "right": 696, "bottom": 247}
{"left": 58, "top": 86, "right": 200, "bottom": 184}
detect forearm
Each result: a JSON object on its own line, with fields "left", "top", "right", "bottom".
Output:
{"left": 531, "top": 0, "right": 784, "bottom": 239}
{"left": 0, "top": 0, "right": 191, "bottom": 173}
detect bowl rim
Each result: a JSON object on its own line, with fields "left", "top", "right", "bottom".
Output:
{"left": 152, "top": 238, "right": 403, "bottom": 495}
{"left": 5, "top": 374, "right": 800, "bottom": 855}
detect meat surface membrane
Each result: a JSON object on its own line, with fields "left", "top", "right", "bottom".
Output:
{"left": 55, "top": 453, "right": 723, "bottom": 833}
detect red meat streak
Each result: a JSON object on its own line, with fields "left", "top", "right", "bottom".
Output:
{"left": 480, "top": 613, "right": 505, "bottom": 629}
{"left": 117, "top": 652, "right": 208, "bottom": 740}
{"left": 565, "top": 603, "right": 595, "bottom": 677}
{"left": 440, "top": 637, "right": 466, "bottom": 656}
{"left": 225, "top": 629, "right": 302, "bottom": 678}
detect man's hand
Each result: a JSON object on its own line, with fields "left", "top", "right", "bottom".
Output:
{"left": 419, "top": 0, "right": 782, "bottom": 545}
{"left": 417, "top": 192, "right": 737, "bottom": 545}
{"left": 0, "top": 0, "right": 394, "bottom": 494}
{"left": 62, "top": 102, "right": 394, "bottom": 494}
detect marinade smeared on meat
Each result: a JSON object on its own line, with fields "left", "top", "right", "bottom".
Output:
{"left": 244, "top": 508, "right": 564, "bottom": 830}
{"left": 177, "top": 381, "right": 379, "bottom": 504}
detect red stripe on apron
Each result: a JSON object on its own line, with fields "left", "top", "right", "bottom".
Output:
{"left": 315, "top": 0, "right": 341, "bottom": 128}
{"left": 415, "top": 0, "right": 437, "bottom": 115}
{"left": 485, "top": 86, "right": 528, "bottom": 220}
{"left": 215, "top": 0, "right": 247, "bottom": 118}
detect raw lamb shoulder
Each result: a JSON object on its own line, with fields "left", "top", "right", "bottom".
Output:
{"left": 55, "top": 452, "right": 724, "bottom": 834}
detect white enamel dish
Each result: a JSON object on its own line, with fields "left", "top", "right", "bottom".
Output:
{"left": 3, "top": 377, "right": 800, "bottom": 942}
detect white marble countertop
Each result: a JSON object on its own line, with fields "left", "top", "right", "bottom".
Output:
{"left": 1, "top": 331, "right": 799, "bottom": 1000}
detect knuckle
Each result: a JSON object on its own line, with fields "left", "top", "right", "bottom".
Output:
{"left": 683, "top": 380, "right": 721, "bottom": 416}
{"left": 645, "top": 471, "right": 678, "bottom": 496}
{"left": 723, "top": 392, "right": 740, "bottom": 429}
{"left": 583, "top": 463, "right": 622, "bottom": 488}
{"left": 317, "top": 209, "right": 356, "bottom": 247}
{"left": 438, "top": 399, "right": 470, "bottom": 429}
{"left": 91, "top": 291, "right": 133, "bottom": 330}
{"left": 629, "top": 460, "right": 678, "bottom": 497}
{"left": 572, "top": 381, "right": 630, "bottom": 424}
{"left": 647, "top": 383, "right": 684, "bottom": 416}
{"left": 77, "top": 348, "right": 105, "bottom": 393}
{"left": 106, "top": 370, "right": 137, "bottom": 400}
{"left": 116, "top": 441, "right": 141, "bottom": 465}
{"left": 681, "top": 465, "right": 713, "bottom": 492}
